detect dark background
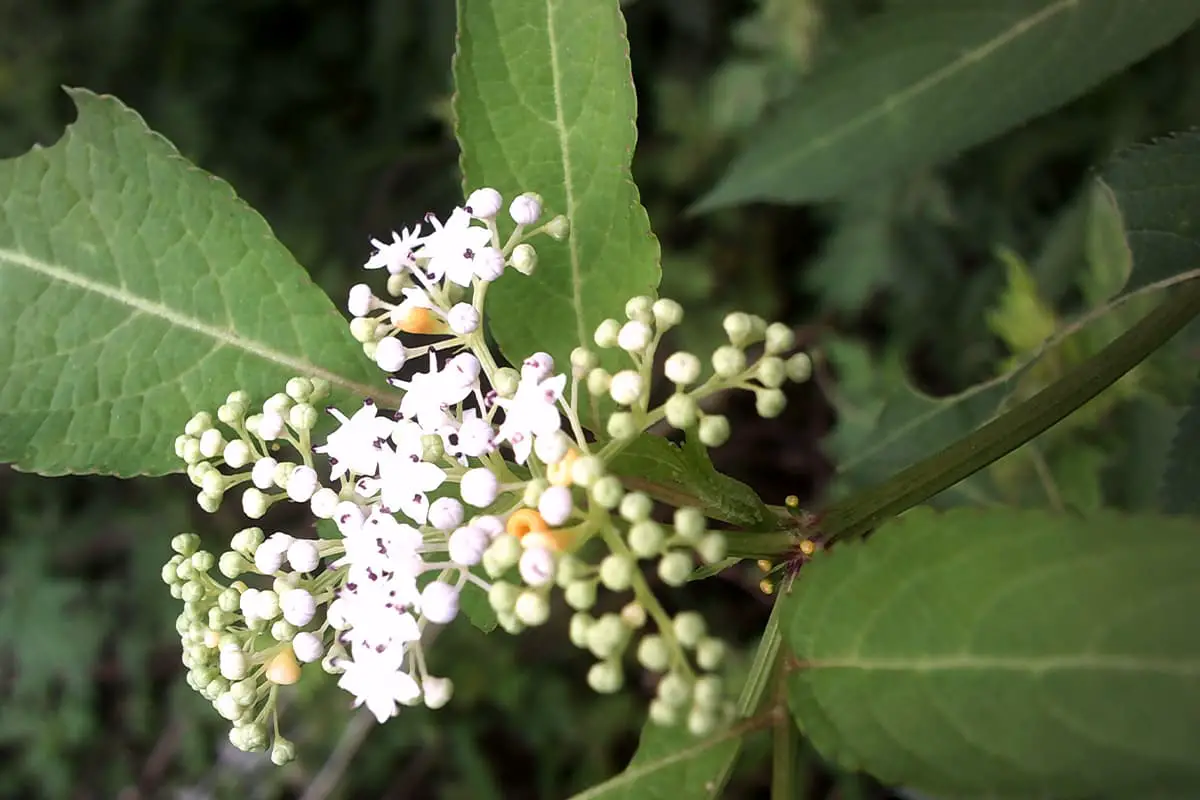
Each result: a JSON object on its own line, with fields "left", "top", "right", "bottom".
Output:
{"left": 0, "top": 1, "right": 1197, "bottom": 797}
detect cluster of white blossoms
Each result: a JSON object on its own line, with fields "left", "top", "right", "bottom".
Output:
{"left": 165, "top": 187, "right": 813, "bottom": 764}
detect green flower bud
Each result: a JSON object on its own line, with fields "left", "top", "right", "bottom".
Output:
{"left": 757, "top": 356, "right": 787, "bottom": 389}
{"left": 722, "top": 312, "right": 753, "bottom": 346}
{"left": 161, "top": 558, "right": 182, "bottom": 586}
{"left": 598, "top": 554, "right": 634, "bottom": 591}
{"left": 288, "top": 403, "right": 319, "bottom": 431}
{"left": 222, "top": 439, "right": 252, "bottom": 469}
{"left": 514, "top": 591, "right": 550, "bottom": 627}
{"left": 172, "top": 533, "right": 201, "bottom": 557}
{"left": 256, "top": 590, "right": 281, "bottom": 621}
{"left": 488, "top": 581, "right": 519, "bottom": 614}
{"left": 697, "top": 415, "right": 731, "bottom": 448}
{"left": 545, "top": 214, "right": 570, "bottom": 241}
{"left": 712, "top": 345, "right": 747, "bottom": 379}
{"left": 219, "top": 551, "right": 249, "bottom": 580}
{"left": 674, "top": 507, "right": 706, "bottom": 542}
{"left": 586, "top": 367, "right": 612, "bottom": 397}
{"left": 271, "top": 737, "right": 297, "bottom": 766}
{"left": 696, "top": 531, "right": 728, "bottom": 564}
{"left": 618, "top": 491, "right": 653, "bottom": 523}
{"left": 185, "top": 412, "right": 214, "bottom": 437}
{"left": 569, "top": 455, "right": 605, "bottom": 488}
{"left": 624, "top": 295, "right": 654, "bottom": 324}
{"left": 285, "top": 377, "right": 314, "bottom": 402}
{"left": 664, "top": 393, "right": 699, "bottom": 430}
{"left": 585, "top": 614, "right": 627, "bottom": 660}
{"left": 484, "top": 534, "right": 522, "bottom": 577}
{"left": 181, "top": 438, "right": 203, "bottom": 465}
{"left": 569, "top": 613, "right": 593, "bottom": 648}
{"left": 620, "top": 601, "right": 647, "bottom": 629}
{"left": 271, "top": 461, "right": 295, "bottom": 490}
{"left": 522, "top": 478, "right": 548, "bottom": 508}
{"left": 234, "top": 721, "right": 268, "bottom": 752}
{"left": 181, "top": 581, "right": 206, "bottom": 604}
{"left": 693, "top": 675, "right": 724, "bottom": 709}
{"left": 606, "top": 411, "right": 639, "bottom": 441}
{"left": 169, "top": 583, "right": 185, "bottom": 600}
{"left": 636, "top": 634, "right": 671, "bottom": 672}
{"left": 263, "top": 392, "right": 292, "bottom": 416}
{"left": 191, "top": 550, "right": 215, "bottom": 573}
{"left": 511, "top": 243, "right": 538, "bottom": 275}
{"left": 786, "top": 352, "right": 812, "bottom": 383}
{"left": 204, "top": 677, "right": 230, "bottom": 702}
{"left": 589, "top": 476, "right": 625, "bottom": 510}
{"left": 593, "top": 318, "right": 621, "bottom": 349}
{"left": 755, "top": 388, "right": 787, "bottom": 419}
{"left": 229, "top": 679, "right": 256, "bottom": 706}
{"left": 564, "top": 579, "right": 597, "bottom": 611}
{"left": 241, "top": 488, "right": 270, "bottom": 519}
{"left": 493, "top": 367, "right": 520, "bottom": 397}
{"left": 208, "top": 607, "right": 231, "bottom": 630}
{"left": 673, "top": 611, "right": 706, "bottom": 648}
{"left": 555, "top": 554, "right": 586, "bottom": 587}
{"left": 271, "top": 620, "right": 297, "bottom": 641}
{"left": 174, "top": 434, "right": 194, "bottom": 459}
{"left": 687, "top": 707, "right": 717, "bottom": 736}
{"left": 663, "top": 352, "right": 702, "bottom": 386}
{"left": 308, "top": 379, "right": 331, "bottom": 403}
{"left": 215, "top": 691, "right": 243, "bottom": 720}
{"left": 628, "top": 520, "right": 665, "bottom": 558}
{"left": 657, "top": 551, "right": 694, "bottom": 587}
{"left": 231, "top": 527, "right": 264, "bottom": 556}
{"left": 570, "top": 346, "right": 598, "bottom": 376}
{"left": 349, "top": 316, "right": 376, "bottom": 343}
{"left": 587, "top": 660, "right": 625, "bottom": 694}
{"left": 649, "top": 698, "right": 678, "bottom": 726}
{"left": 420, "top": 433, "right": 445, "bottom": 462}
{"left": 657, "top": 671, "right": 692, "bottom": 708}
{"left": 497, "top": 612, "right": 525, "bottom": 635}
{"left": 197, "top": 490, "right": 222, "bottom": 514}
{"left": 696, "top": 637, "right": 727, "bottom": 671}
{"left": 764, "top": 322, "right": 795, "bottom": 354}
{"left": 217, "top": 402, "right": 247, "bottom": 426}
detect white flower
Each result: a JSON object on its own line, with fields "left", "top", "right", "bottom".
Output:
{"left": 336, "top": 650, "right": 421, "bottom": 723}
{"left": 315, "top": 400, "right": 395, "bottom": 480}
{"left": 495, "top": 368, "right": 567, "bottom": 464}
{"left": 333, "top": 500, "right": 367, "bottom": 536}
{"left": 420, "top": 581, "right": 459, "bottom": 624}
{"left": 453, "top": 411, "right": 496, "bottom": 458}
{"left": 365, "top": 226, "right": 425, "bottom": 275}
{"left": 359, "top": 431, "right": 446, "bottom": 526}
{"left": 459, "top": 468, "right": 499, "bottom": 507}
{"left": 418, "top": 208, "right": 493, "bottom": 287}
{"left": 391, "top": 353, "right": 479, "bottom": 433}
{"left": 521, "top": 352, "right": 555, "bottom": 382}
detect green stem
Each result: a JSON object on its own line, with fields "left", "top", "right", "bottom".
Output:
{"left": 819, "top": 280, "right": 1200, "bottom": 543}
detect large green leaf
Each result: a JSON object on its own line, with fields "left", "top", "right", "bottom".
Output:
{"left": 0, "top": 89, "right": 388, "bottom": 477}
{"left": 453, "top": 0, "right": 661, "bottom": 426}
{"left": 695, "top": 0, "right": 1200, "bottom": 209}
{"left": 784, "top": 506, "right": 1200, "bottom": 798}
{"left": 1161, "top": 375, "right": 1200, "bottom": 515}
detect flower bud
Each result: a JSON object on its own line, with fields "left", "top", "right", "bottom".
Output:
{"left": 618, "top": 492, "right": 652, "bottom": 523}
{"left": 786, "top": 352, "right": 812, "bottom": 382}
{"left": 569, "top": 613, "right": 593, "bottom": 648}
{"left": 755, "top": 388, "right": 787, "bottom": 419}
{"left": 722, "top": 312, "right": 754, "bottom": 346}
{"left": 519, "top": 546, "right": 556, "bottom": 587}
{"left": 697, "top": 531, "right": 728, "bottom": 564}
{"left": 694, "top": 675, "right": 724, "bottom": 709}
{"left": 593, "top": 318, "right": 621, "bottom": 348}
{"left": 587, "top": 661, "right": 624, "bottom": 694}
{"left": 617, "top": 320, "right": 652, "bottom": 352}
{"left": 564, "top": 579, "right": 597, "bottom": 611}
{"left": 250, "top": 458, "right": 277, "bottom": 490}
{"left": 258, "top": 411, "right": 285, "bottom": 441}
{"left": 174, "top": 434, "right": 195, "bottom": 459}
{"left": 256, "top": 590, "right": 282, "bottom": 621}
{"left": 764, "top": 322, "right": 795, "bottom": 354}
{"left": 620, "top": 601, "right": 647, "bottom": 629}
{"left": 514, "top": 591, "right": 550, "bottom": 626}
{"left": 712, "top": 345, "right": 747, "bottom": 379}
{"left": 185, "top": 412, "right": 214, "bottom": 437}
{"left": 649, "top": 698, "right": 678, "bottom": 726}
{"left": 349, "top": 316, "right": 377, "bottom": 342}
{"left": 509, "top": 193, "right": 543, "bottom": 225}
{"left": 447, "top": 303, "right": 480, "bottom": 335}
{"left": 688, "top": 707, "right": 717, "bottom": 736}
{"left": 609, "top": 370, "right": 643, "bottom": 406}
{"left": 624, "top": 295, "right": 654, "bottom": 324}
{"left": 589, "top": 475, "right": 624, "bottom": 509}
{"left": 181, "top": 438, "right": 203, "bottom": 465}
{"left": 428, "top": 497, "right": 465, "bottom": 531}
{"left": 190, "top": 550, "right": 215, "bottom": 573}
{"left": 374, "top": 336, "right": 407, "bottom": 372}
{"left": 460, "top": 468, "right": 500, "bottom": 508}
{"left": 286, "top": 466, "right": 319, "bottom": 503}
{"left": 282, "top": 588, "right": 316, "bottom": 627}
{"left": 696, "top": 637, "right": 727, "bottom": 671}
{"left": 473, "top": 247, "right": 506, "bottom": 281}
{"left": 310, "top": 487, "right": 339, "bottom": 518}
{"left": 484, "top": 534, "right": 522, "bottom": 577}
{"left": 218, "top": 588, "right": 242, "bottom": 613}
{"left": 569, "top": 346, "right": 598, "bottom": 378}
{"left": 271, "top": 620, "right": 297, "bottom": 641}
{"left": 674, "top": 507, "right": 706, "bottom": 542}
{"left": 223, "top": 439, "right": 252, "bottom": 469}
{"left": 449, "top": 525, "right": 490, "bottom": 566}
{"left": 423, "top": 676, "right": 454, "bottom": 709}
{"left": 172, "top": 533, "right": 200, "bottom": 556}
{"left": 289, "top": 403, "right": 319, "bottom": 431}
{"left": 697, "top": 415, "right": 731, "bottom": 448}
{"left": 569, "top": 455, "right": 605, "bottom": 488}
{"left": 488, "top": 581, "right": 520, "bottom": 614}
{"left": 537, "top": 485, "right": 573, "bottom": 526}
{"left": 493, "top": 367, "right": 520, "bottom": 397}
{"left": 266, "top": 648, "right": 301, "bottom": 685}
{"left": 534, "top": 430, "right": 571, "bottom": 465}
{"left": 510, "top": 243, "right": 538, "bottom": 275}
{"left": 628, "top": 520, "right": 665, "bottom": 558}
{"left": 497, "top": 612, "right": 525, "bottom": 635}
{"left": 545, "top": 214, "right": 570, "bottom": 241}
{"left": 287, "top": 539, "right": 320, "bottom": 573}
{"left": 466, "top": 187, "right": 503, "bottom": 219}
{"left": 241, "top": 488, "right": 269, "bottom": 519}
{"left": 637, "top": 634, "right": 671, "bottom": 672}
{"left": 657, "top": 551, "right": 693, "bottom": 587}
{"left": 657, "top": 671, "right": 692, "bottom": 708}
{"left": 522, "top": 477, "right": 547, "bottom": 508}
{"left": 606, "top": 411, "right": 639, "bottom": 441}
{"left": 216, "top": 691, "right": 243, "bottom": 721}
{"left": 586, "top": 367, "right": 612, "bottom": 397}
{"left": 348, "top": 283, "right": 374, "bottom": 317}
{"left": 421, "top": 581, "right": 460, "bottom": 624}
{"left": 271, "top": 738, "right": 297, "bottom": 766}
{"left": 292, "top": 631, "right": 324, "bottom": 663}
{"left": 219, "top": 648, "right": 248, "bottom": 681}
{"left": 652, "top": 298, "right": 684, "bottom": 329}
{"left": 673, "top": 611, "right": 706, "bottom": 648}
{"left": 599, "top": 554, "right": 634, "bottom": 591}
{"left": 664, "top": 352, "right": 701, "bottom": 386}
{"left": 757, "top": 356, "right": 787, "bottom": 389}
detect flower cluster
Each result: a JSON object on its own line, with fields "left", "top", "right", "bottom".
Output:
{"left": 165, "top": 187, "right": 813, "bottom": 762}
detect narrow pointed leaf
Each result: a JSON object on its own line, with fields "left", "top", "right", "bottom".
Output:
{"left": 784, "top": 506, "right": 1200, "bottom": 798}
{"left": 0, "top": 89, "right": 387, "bottom": 477}
{"left": 696, "top": 0, "right": 1200, "bottom": 209}
{"left": 453, "top": 0, "right": 660, "bottom": 423}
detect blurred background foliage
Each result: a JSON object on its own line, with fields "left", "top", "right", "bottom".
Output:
{"left": 0, "top": 0, "right": 1196, "bottom": 797}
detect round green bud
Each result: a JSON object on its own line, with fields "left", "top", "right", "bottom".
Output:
{"left": 693, "top": 675, "right": 724, "bottom": 709}
{"left": 649, "top": 698, "right": 678, "bottom": 726}
{"left": 198, "top": 428, "right": 226, "bottom": 459}
{"left": 618, "top": 491, "right": 653, "bottom": 523}
{"left": 786, "top": 352, "right": 812, "bottom": 383}
{"left": 272, "top": 575, "right": 298, "bottom": 595}
{"left": 587, "top": 660, "right": 625, "bottom": 694}
{"left": 657, "top": 551, "right": 694, "bottom": 587}
{"left": 664, "top": 393, "right": 699, "bottom": 430}
{"left": 174, "top": 434, "right": 193, "bottom": 459}
{"left": 697, "top": 415, "right": 731, "bottom": 448}
{"left": 288, "top": 403, "right": 319, "bottom": 431}
{"left": 522, "top": 477, "right": 548, "bottom": 508}
{"left": 546, "top": 214, "right": 570, "bottom": 241}
{"left": 764, "top": 322, "right": 795, "bottom": 354}
{"left": 636, "top": 634, "right": 671, "bottom": 672}
{"left": 514, "top": 591, "right": 550, "bottom": 627}
{"left": 271, "top": 737, "right": 297, "bottom": 766}
{"left": 172, "top": 533, "right": 201, "bottom": 557}
{"left": 271, "top": 461, "right": 295, "bottom": 490}
{"left": 217, "top": 402, "right": 247, "bottom": 426}
{"left": 722, "top": 312, "right": 753, "bottom": 346}
{"left": 174, "top": 558, "right": 196, "bottom": 581}
{"left": 586, "top": 367, "right": 612, "bottom": 397}
{"left": 386, "top": 273, "right": 406, "bottom": 297}
{"left": 673, "top": 507, "right": 706, "bottom": 542}
{"left": 564, "top": 579, "right": 597, "bottom": 611}
{"left": 589, "top": 475, "right": 625, "bottom": 509}
{"left": 222, "top": 439, "right": 252, "bottom": 469}
{"left": 687, "top": 707, "right": 717, "bottom": 736}
{"left": 756, "top": 356, "right": 787, "bottom": 389}
{"left": 169, "top": 583, "right": 185, "bottom": 600}
{"left": 308, "top": 378, "right": 331, "bottom": 403}
{"left": 197, "top": 491, "right": 222, "bottom": 514}
{"left": 199, "top": 473, "right": 226, "bottom": 500}
{"left": 185, "top": 412, "right": 214, "bottom": 437}
{"left": 256, "top": 590, "right": 281, "bottom": 621}
{"left": 606, "top": 411, "right": 639, "bottom": 441}
{"left": 421, "top": 433, "right": 445, "bottom": 462}
{"left": 673, "top": 611, "right": 706, "bottom": 648}
{"left": 241, "top": 488, "right": 269, "bottom": 519}
{"left": 755, "top": 388, "right": 787, "bottom": 419}
{"left": 231, "top": 527, "right": 265, "bottom": 556}
{"left": 181, "top": 438, "right": 203, "bottom": 466}
{"left": 161, "top": 559, "right": 182, "bottom": 586}
{"left": 555, "top": 554, "right": 586, "bottom": 587}
{"left": 204, "top": 678, "right": 229, "bottom": 702}
{"left": 696, "top": 637, "right": 727, "bottom": 671}
{"left": 263, "top": 392, "right": 292, "bottom": 416}
{"left": 624, "top": 295, "right": 654, "bottom": 324}
{"left": 190, "top": 666, "right": 216, "bottom": 689}
{"left": 569, "top": 613, "right": 593, "bottom": 649}
{"left": 484, "top": 534, "right": 522, "bottom": 577}
{"left": 493, "top": 367, "right": 520, "bottom": 398}
{"left": 511, "top": 243, "right": 538, "bottom": 275}
{"left": 712, "top": 345, "right": 747, "bottom": 379}
{"left": 181, "top": 580, "right": 206, "bottom": 604}
{"left": 285, "top": 377, "right": 314, "bottom": 402}
{"left": 190, "top": 550, "right": 215, "bottom": 573}
{"left": 620, "top": 601, "right": 647, "bottom": 629}
{"left": 175, "top": 613, "right": 191, "bottom": 636}
{"left": 696, "top": 531, "right": 728, "bottom": 565}
{"left": 585, "top": 614, "right": 627, "bottom": 659}
{"left": 271, "top": 620, "right": 297, "bottom": 641}
{"left": 229, "top": 679, "right": 256, "bottom": 706}
{"left": 569, "top": 347, "right": 599, "bottom": 378}
{"left": 224, "top": 390, "right": 250, "bottom": 406}
{"left": 657, "top": 671, "right": 692, "bottom": 708}
{"left": 215, "top": 691, "right": 242, "bottom": 721}
{"left": 569, "top": 455, "right": 605, "bottom": 488}
{"left": 207, "top": 607, "right": 231, "bottom": 630}
{"left": 219, "top": 551, "right": 249, "bottom": 580}
{"left": 652, "top": 298, "right": 684, "bottom": 329}
{"left": 628, "top": 520, "right": 665, "bottom": 558}
{"left": 487, "top": 581, "right": 519, "bottom": 614}
{"left": 236, "top": 722, "right": 268, "bottom": 752}
{"left": 593, "top": 318, "right": 621, "bottom": 349}
{"left": 598, "top": 554, "right": 634, "bottom": 591}
{"left": 497, "top": 612, "right": 526, "bottom": 635}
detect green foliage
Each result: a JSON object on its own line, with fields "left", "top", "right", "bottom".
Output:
{"left": 1161, "top": 375, "right": 1200, "bottom": 514}
{"left": 696, "top": 0, "right": 1200, "bottom": 209}
{"left": 784, "top": 505, "right": 1200, "bottom": 798}
{"left": 0, "top": 90, "right": 386, "bottom": 477}
{"left": 453, "top": 0, "right": 661, "bottom": 427}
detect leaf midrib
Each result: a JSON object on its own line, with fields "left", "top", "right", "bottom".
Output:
{"left": 0, "top": 246, "right": 396, "bottom": 403}
{"left": 797, "top": 654, "right": 1199, "bottom": 676}
{"left": 740, "top": 0, "right": 1078, "bottom": 187}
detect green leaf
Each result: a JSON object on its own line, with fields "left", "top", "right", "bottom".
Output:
{"left": 0, "top": 89, "right": 388, "bottom": 477}
{"left": 453, "top": 0, "right": 661, "bottom": 426}
{"left": 784, "top": 506, "right": 1200, "bottom": 798}
{"left": 1161, "top": 374, "right": 1200, "bottom": 515}
{"left": 1102, "top": 131, "right": 1200, "bottom": 293}
{"left": 695, "top": 0, "right": 1200, "bottom": 209}
{"left": 609, "top": 433, "right": 773, "bottom": 528}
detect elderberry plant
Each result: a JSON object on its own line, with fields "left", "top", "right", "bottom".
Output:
{"left": 163, "top": 187, "right": 813, "bottom": 761}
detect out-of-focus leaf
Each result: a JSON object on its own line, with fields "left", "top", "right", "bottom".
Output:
{"left": 784, "top": 506, "right": 1200, "bottom": 798}
{"left": 696, "top": 0, "right": 1200, "bottom": 208}
{"left": 0, "top": 90, "right": 388, "bottom": 476}
{"left": 453, "top": 0, "right": 660, "bottom": 428}
{"left": 1161, "top": 374, "right": 1200, "bottom": 515}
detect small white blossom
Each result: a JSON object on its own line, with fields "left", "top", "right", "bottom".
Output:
{"left": 365, "top": 226, "right": 425, "bottom": 275}
{"left": 452, "top": 411, "right": 496, "bottom": 458}
{"left": 337, "top": 650, "right": 421, "bottom": 723}
{"left": 496, "top": 368, "right": 566, "bottom": 464}
{"left": 361, "top": 430, "right": 446, "bottom": 526}
{"left": 419, "top": 208, "right": 493, "bottom": 286}
{"left": 316, "top": 400, "right": 395, "bottom": 480}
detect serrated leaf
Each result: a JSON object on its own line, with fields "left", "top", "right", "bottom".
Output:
{"left": 784, "top": 506, "right": 1200, "bottom": 798}
{"left": 1161, "top": 374, "right": 1200, "bottom": 515}
{"left": 696, "top": 0, "right": 1200, "bottom": 209}
{"left": 1102, "top": 131, "right": 1200, "bottom": 293}
{"left": 609, "top": 433, "right": 773, "bottom": 528}
{"left": 0, "top": 89, "right": 387, "bottom": 477}
{"left": 453, "top": 0, "right": 660, "bottom": 427}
